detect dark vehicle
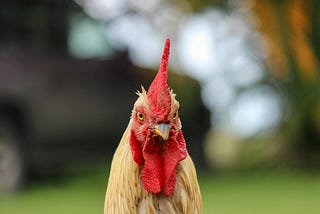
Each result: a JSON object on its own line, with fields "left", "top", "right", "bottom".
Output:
{"left": 0, "top": 53, "right": 140, "bottom": 191}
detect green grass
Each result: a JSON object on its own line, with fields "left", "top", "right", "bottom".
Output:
{"left": 200, "top": 171, "right": 320, "bottom": 214}
{"left": 0, "top": 165, "right": 320, "bottom": 214}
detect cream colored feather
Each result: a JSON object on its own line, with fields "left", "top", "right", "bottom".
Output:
{"left": 104, "top": 90, "right": 202, "bottom": 214}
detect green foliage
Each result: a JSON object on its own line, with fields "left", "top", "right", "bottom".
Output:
{"left": 184, "top": 0, "right": 228, "bottom": 12}
{"left": 274, "top": 0, "right": 320, "bottom": 167}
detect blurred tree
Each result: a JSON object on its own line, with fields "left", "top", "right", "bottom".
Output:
{"left": 185, "top": 0, "right": 228, "bottom": 11}
{"left": 252, "top": 0, "right": 320, "bottom": 168}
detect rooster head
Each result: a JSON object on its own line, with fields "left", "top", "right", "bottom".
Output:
{"left": 129, "top": 38, "right": 188, "bottom": 196}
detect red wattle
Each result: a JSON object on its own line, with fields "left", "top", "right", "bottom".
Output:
{"left": 177, "top": 130, "right": 188, "bottom": 160}
{"left": 129, "top": 130, "right": 187, "bottom": 195}
{"left": 162, "top": 138, "right": 182, "bottom": 196}
{"left": 141, "top": 142, "right": 163, "bottom": 193}
{"left": 129, "top": 131, "right": 144, "bottom": 166}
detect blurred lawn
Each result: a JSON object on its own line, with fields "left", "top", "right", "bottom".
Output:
{"left": 0, "top": 165, "right": 319, "bottom": 214}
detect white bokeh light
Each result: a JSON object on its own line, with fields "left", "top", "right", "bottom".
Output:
{"left": 75, "top": 0, "right": 128, "bottom": 20}
{"left": 106, "top": 14, "right": 165, "bottom": 68}
{"left": 68, "top": 16, "right": 111, "bottom": 58}
{"left": 201, "top": 75, "right": 235, "bottom": 113}
{"left": 177, "top": 15, "right": 218, "bottom": 81}
{"left": 227, "top": 54, "right": 264, "bottom": 87}
{"left": 229, "top": 86, "right": 282, "bottom": 138}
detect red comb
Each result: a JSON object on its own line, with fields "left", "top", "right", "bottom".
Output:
{"left": 147, "top": 38, "right": 171, "bottom": 121}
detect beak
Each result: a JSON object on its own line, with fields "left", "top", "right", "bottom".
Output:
{"left": 154, "top": 123, "right": 170, "bottom": 141}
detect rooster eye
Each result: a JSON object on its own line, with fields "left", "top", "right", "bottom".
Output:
{"left": 173, "top": 112, "right": 178, "bottom": 119}
{"left": 137, "top": 112, "right": 144, "bottom": 121}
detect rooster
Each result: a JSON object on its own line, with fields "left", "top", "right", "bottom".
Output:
{"left": 104, "top": 39, "right": 202, "bottom": 214}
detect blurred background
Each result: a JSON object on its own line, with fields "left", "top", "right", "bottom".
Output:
{"left": 0, "top": 0, "right": 319, "bottom": 213}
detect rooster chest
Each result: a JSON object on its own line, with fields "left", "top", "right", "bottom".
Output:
{"left": 136, "top": 190, "right": 182, "bottom": 214}
{"left": 134, "top": 166, "right": 190, "bottom": 214}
